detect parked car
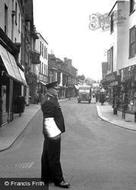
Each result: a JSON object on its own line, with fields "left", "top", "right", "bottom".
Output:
{"left": 77, "top": 85, "right": 91, "bottom": 103}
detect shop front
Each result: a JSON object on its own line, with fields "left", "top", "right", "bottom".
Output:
{"left": 0, "top": 44, "right": 27, "bottom": 127}
{"left": 102, "top": 72, "right": 120, "bottom": 107}
{"left": 120, "top": 65, "right": 136, "bottom": 113}
{"left": 57, "top": 85, "right": 66, "bottom": 99}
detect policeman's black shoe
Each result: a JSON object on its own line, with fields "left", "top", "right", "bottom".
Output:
{"left": 55, "top": 180, "right": 70, "bottom": 188}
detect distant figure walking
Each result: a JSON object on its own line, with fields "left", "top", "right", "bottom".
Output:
{"left": 100, "top": 88, "right": 105, "bottom": 105}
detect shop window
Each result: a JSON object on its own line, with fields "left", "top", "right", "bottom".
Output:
{"left": 129, "top": 26, "right": 136, "bottom": 58}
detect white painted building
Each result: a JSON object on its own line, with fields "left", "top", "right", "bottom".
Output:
{"left": 0, "top": 0, "right": 27, "bottom": 126}
{"left": 128, "top": 0, "right": 136, "bottom": 66}
{"left": 103, "top": 0, "right": 136, "bottom": 112}
{"left": 107, "top": 0, "right": 129, "bottom": 74}
{"left": 35, "top": 33, "right": 48, "bottom": 94}
{"left": 0, "top": 0, "right": 24, "bottom": 66}
{"left": 0, "top": 0, "right": 22, "bottom": 44}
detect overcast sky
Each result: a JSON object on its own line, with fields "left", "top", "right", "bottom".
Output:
{"left": 33, "top": 0, "right": 116, "bottom": 81}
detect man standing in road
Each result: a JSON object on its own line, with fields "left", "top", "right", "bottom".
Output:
{"left": 41, "top": 81, "right": 70, "bottom": 188}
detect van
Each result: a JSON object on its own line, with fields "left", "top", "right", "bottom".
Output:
{"left": 77, "top": 85, "right": 91, "bottom": 103}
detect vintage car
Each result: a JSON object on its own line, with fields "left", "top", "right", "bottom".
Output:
{"left": 77, "top": 85, "right": 91, "bottom": 103}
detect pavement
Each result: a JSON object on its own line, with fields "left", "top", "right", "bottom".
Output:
{"left": 0, "top": 100, "right": 136, "bottom": 152}
{"left": 96, "top": 102, "right": 136, "bottom": 131}
{"left": 0, "top": 104, "right": 41, "bottom": 151}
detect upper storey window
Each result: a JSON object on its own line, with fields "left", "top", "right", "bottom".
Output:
{"left": 130, "top": 0, "right": 135, "bottom": 14}
{"left": 4, "top": 4, "right": 8, "bottom": 34}
{"left": 129, "top": 26, "right": 136, "bottom": 58}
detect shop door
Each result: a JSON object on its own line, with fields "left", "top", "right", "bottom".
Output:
{"left": 1, "top": 86, "right": 8, "bottom": 125}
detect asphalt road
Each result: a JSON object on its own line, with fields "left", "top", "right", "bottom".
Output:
{"left": 0, "top": 99, "right": 136, "bottom": 190}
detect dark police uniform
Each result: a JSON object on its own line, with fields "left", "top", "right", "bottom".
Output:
{"left": 41, "top": 92, "right": 65, "bottom": 184}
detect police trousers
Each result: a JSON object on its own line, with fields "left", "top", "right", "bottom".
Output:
{"left": 41, "top": 136, "right": 64, "bottom": 183}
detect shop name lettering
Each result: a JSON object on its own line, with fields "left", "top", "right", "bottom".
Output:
{"left": 105, "top": 74, "right": 116, "bottom": 81}
{"left": 89, "top": 9, "right": 126, "bottom": 31}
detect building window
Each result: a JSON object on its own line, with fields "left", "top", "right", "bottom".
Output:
{"left": 42, "top": 44, "right": 44, "bottom": 57}
{"left": 11, "top": 0, "right": 14, "bottom": 40}
{"left": 42, "top": 63, "right": 44, "bottom": 74}
{"left": 44, "top": 47, "right": 47, "bottom": 59}
{"left": 15, "top": 2, "right": 17, "bottom": 25}
{"left": 18, "top": 13, "right": 21, "bottom": 33}
{"left": 41, "top": 63, "right": 43, "bottom": 74}
{"left": 129, "top": 26, "right": 136, "bottom": 58}
{"left": 130, "top": 0, "right": 135, "bottom": 14}
{"left": 40, "top": 41, "right": 42, "bottom": 54}
{"left": 40, "top": 62, "right": 42, "bottom": 73}
{"left": 110, "top": 13, "right": 114, "bottom": 33}
{"left": 44, "top": 47, "right": 45, "bottom": 59}
{"left": 40, "top": 42, "right": 44, "bottom": 57}
{"left": 4, "top": 4, "right": 8, "bottom": 34}
{"left": 44, "top": 64, "right": 46, "bottom": 75}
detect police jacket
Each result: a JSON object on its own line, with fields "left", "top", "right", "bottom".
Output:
{"left": 41, "top": 93, "right": 65, "bottom": 133}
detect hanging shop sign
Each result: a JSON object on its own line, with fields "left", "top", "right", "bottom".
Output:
{"left": 102, "top": 72, "right": 120, "bottom": 87}
{"left": 105, "top": 73, "right": 116, "bottom": 82}
{"left": 121, "top": 66, "right": 135, "bottom": 82}
{"left": 110, "top": 81, "right": 118, "bottom": 87}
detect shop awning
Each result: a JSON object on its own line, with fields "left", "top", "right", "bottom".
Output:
{"left": 0, "top": 44, "right": 27, "bottom": 85}
{"left": 39, "top": 81, "right": 47, "bottom": 86}
{"left": 7, "top": 51, "right": 22, "bottom": 82}
{"left": 74, "top": 85, "right": 79, "bottom": 90}
{"left": 19, "top": 68, "right": 27, "bottom": 86}
{"left": 0, "top": 44, "right": 16, "bottom": 79}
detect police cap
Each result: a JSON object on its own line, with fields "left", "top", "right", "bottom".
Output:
{"left": 45, "top": 81, "right": 58, "bottom": 89}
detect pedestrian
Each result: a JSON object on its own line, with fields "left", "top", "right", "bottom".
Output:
{"left": 100, "top": 88, "right": 105, "bottom": 105}
{"left": 41, "top": 81, "right": 70, "bottom": 188}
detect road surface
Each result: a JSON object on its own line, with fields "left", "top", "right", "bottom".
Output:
{"left": 0, "top": 99, "right": 136, "bottom": 190}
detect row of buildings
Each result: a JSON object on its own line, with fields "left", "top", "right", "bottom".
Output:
{"left": 0, "top": 0, "right": 77, "bottom": 127}
{"left": 101, "top": 0, "right": 136, "bottom": 113}
{"left": 48, "top": 55, "right": 77, "bottom": 99}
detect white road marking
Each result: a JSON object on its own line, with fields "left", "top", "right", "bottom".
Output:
{"left": 15, "top": 161, "right": 34, "bottom": 169}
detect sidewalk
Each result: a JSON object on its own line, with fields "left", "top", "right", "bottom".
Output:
{"left": 0, "top": 98, "right": 69, "bottom": 152}
{"left": 96, "top": 102, "right": 136, "bottom": 131}
{"left": 0, "top": 104, "right": 40, "bottom": 151}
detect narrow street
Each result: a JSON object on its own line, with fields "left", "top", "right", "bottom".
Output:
{"left": 1, "top": 1, "right": 136, "bottom": 190}
{"left": 0, "top": 100, "right": 136, "bottom": 190}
